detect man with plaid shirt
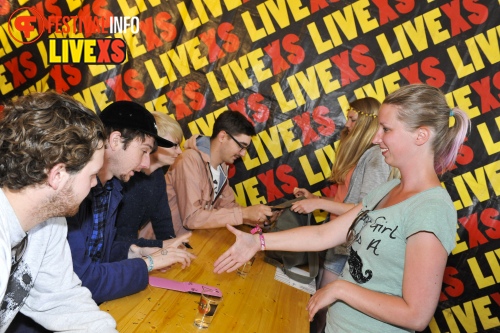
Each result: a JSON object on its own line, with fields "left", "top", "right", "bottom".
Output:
{"left": 66, "top": 101, "right": 195, "bottom": 304}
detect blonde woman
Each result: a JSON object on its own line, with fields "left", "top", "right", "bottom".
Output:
{"left": 214, "top": 84, "right": 470, "bottom": 333}
{"left": 291, "top": 97, "right": 392, "bottom": 332}
{"left": 292, "top": 97, "right": 390, "bottom": 220}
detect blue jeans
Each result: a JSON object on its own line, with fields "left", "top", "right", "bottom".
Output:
{"left": 323, "top": 251, "right": 348, "bottom": 275}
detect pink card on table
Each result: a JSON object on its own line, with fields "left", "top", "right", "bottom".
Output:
{"left": 149, "top": 277, "right": 222, "bottom": 297}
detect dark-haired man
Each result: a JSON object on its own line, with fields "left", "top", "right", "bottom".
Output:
{"left": 166, "top": 111, "right": 272, "bottom": 236}
{"left": 67, "top": 101, "right": 195, "bottom": 305}
{"left": 0, "top": 92, "right": 117, "bottom": 332}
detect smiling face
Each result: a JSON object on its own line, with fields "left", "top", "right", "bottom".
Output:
{"left": 372, "top": 104, "right": 417, "bottom": 168}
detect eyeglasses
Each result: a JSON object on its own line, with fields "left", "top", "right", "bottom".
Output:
{"left": 226, "top": 132, "right": 249, "bottom": 152}
{"left": 11, "top": 235, "right": 28, "bottom": 275}
{"left": 346, "top": 210, "right": 370, "bottom": 248}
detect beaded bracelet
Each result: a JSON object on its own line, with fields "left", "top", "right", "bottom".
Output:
{"left": 251, "top": 225, "right": 266, "bottom": 251}
{"left": 146, "top": 255, "right": 154, "bottom": 272}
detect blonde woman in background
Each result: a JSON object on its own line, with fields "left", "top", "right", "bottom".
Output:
{"left": 291, "top": 97, "right": 393, "bottom": 332}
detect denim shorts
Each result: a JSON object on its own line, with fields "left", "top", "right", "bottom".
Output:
{"left": 323, "top": 250, "right": 348, "bottom": 275}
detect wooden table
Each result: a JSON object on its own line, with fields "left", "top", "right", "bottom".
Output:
{"left": 99, "top": 227, "right": 310, "bottom": 332}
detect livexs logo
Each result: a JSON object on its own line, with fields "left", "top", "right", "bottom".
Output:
{"left": 48, "top": 38, "right": 126, "bottom": 64}
{"left": 8, "top": 7, "right": 132, "bottom": 64}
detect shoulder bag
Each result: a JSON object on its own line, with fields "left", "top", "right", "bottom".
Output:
{"left": 264, "top": 205, "right": 319, "bottom": 285}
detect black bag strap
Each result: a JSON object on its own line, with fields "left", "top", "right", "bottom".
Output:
{"left": 264, "top": 213, "right": 319, "bottom": 284}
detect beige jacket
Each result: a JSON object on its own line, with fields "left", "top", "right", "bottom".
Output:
{"left": 165, "top": 136, "right": 242, "bottom": 235}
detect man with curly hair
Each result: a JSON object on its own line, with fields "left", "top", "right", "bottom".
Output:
{"left": 0, "top": 92, "right": 117, "bottom": 332}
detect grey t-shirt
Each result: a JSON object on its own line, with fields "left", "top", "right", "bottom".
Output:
{"left": 332, "top": 145, "right": 391, "bottom": 256}
{"left": 344, "top": 145, "right": 391, "bottom": 204}
{"left": 326, "top": 179, "right": 456, "bottom": 333}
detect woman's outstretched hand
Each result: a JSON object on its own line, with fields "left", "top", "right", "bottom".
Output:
{"left": 213, "top": 224, "right": 260, "bottom": 274}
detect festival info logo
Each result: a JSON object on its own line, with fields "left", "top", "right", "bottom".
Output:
{"left": 8, "top": 7, "right": 131, "bottom": 64}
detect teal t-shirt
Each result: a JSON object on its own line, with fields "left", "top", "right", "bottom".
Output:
{"left": 326, "top": 179, "right": 457, "bottom": 333}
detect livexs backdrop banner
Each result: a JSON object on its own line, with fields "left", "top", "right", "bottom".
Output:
{"left": 0, "top": 0, "right": 499, "bottom": 332}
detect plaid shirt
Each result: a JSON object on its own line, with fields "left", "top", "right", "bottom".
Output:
{"left": 87, "top": 178, "right": 113, "bottom": 262}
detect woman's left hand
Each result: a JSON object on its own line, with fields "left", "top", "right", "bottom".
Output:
{"left": 306, "top": 281, "right": 340, "bottom": 321}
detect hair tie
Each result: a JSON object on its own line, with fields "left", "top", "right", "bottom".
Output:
{"left": 347, "top": 106, "right": 377, "bottom": 118}
{"left": 449, "top": 109, "right": 455, "bottom": 128}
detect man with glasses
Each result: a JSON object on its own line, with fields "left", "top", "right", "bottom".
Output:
{"left": 0, "top": 92, "right": 117, "bottom": 332}
{"left": 166, "top": 111, "right": 272, "bottom": 235}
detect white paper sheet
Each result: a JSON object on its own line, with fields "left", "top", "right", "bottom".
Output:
{"left": 274, "top": 267, "right": 316, "bottom": 294}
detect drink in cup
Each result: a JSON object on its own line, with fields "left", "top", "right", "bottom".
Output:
{"left": 236, "top": 256, "right": 256, "bottom": 278}
{"left": 194, "top": 288, "right": 222, "bottom": 329}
